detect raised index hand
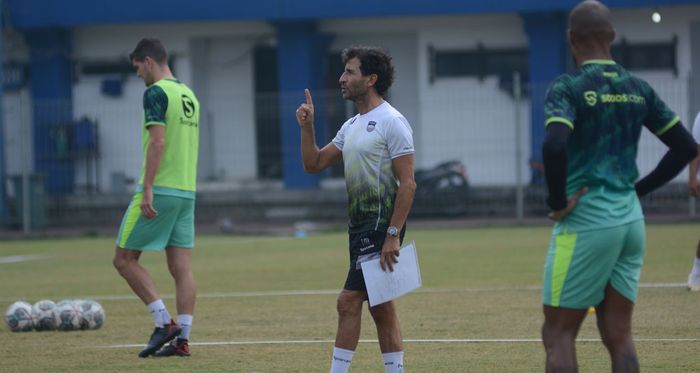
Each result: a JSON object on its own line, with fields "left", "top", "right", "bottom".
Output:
{"left": 296, "top": 89, "right": 315, "bottom": 129}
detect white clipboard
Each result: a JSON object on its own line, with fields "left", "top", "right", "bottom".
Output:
{"left": 360, "top": 241, "right": 422, "bottom": 307}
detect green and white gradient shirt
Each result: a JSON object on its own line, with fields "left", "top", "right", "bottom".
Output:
{"left": 332, "top": 101, "right": 414, "bottom": 233}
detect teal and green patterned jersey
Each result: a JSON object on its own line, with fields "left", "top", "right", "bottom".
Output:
{"left": 332, "top": 102, "right": 415, "bottom": 233}
{"left": 138, "top": 78, "right": 199, "bottom": 199}
{"left": 544, "top": 60, "right": 679, "bottom": 232}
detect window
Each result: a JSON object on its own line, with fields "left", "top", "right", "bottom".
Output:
{"left": 428, "top": 44, "right": 528, "bottom": 96}
{"left": 3, "top": 62, "right": 29, "bottom": 90}
{"left": 611, "top": 36, "right": 677, "bottom": 75}
{"left": 78, "top": 56, "right": 177, "bottom": 76}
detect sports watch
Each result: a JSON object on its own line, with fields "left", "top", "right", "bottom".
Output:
{"left": 387, "top": 226, "right": 399, "bottom": 237}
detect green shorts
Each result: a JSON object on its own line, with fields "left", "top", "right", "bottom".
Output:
{"left": 542, "top": 219, "right": 645, "bottom": 309}
{"left": 116, "top": 193, "right": 195, "bottom": 251}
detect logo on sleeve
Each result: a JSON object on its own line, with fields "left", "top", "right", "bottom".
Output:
{"left": 367, "top": 121, "right": 376, "bottom": 132}
{"left": 584, "top": 91, "right": 597, "bottom": 106}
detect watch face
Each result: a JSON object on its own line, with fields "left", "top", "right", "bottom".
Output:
{"left": 388, "top": 227, "right": 398, "bottom": 236}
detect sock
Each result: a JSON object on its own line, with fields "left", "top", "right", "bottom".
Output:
{"left": 330, "top": 347, "right": 354, "bottom": 373}
{"left": 692, "top": 258, "right": 700, "bottom": 275}
{"left": 146, "top": 299, "right": 170, "bottom": 328}
{"left": 177, "top": 314, "right": 193, "bottom": 340}
{"left": 382, "top": 351, "right": 404, "bottom": 373}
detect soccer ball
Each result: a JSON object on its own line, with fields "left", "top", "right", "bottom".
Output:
{"left": 75, "top": 300, "right": 105, "bottom": 330}
{"left": 55, "top": 300, "right": 81, "bottom": 331}
{"left": 56, "top": 299, "right": 75, "bottom": 307}
{"left": 4, "top": 301, "right": 34, "bottom": 332}
{"left": 32, "top": 300, "right": 59, "bottom": 331}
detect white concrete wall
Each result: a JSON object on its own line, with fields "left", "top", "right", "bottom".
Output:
{"left": 613, "top": 5, "right": 700, "bottom": 182}
{"left": 2, "top": 31, "right": 32, "bottom": 189}
{"left": 416, "top": 14, "right": 531, "bottom": 186}
{"left": 198, "top": 37, "right": 259, "bottom": 181}
{"left": 8, "top": 5, "right": 700, "bottom": 191}
{"left": 72, "top": 75, "right": 143, "bottom": 193}
{"left": 2, "top": 89, "right": 33, "bottom": 180}
{"left": 324, "top": 8, "right": 700, "bottom": 186}
{"left": 324, "top": 14, "right": 531, "bottom": 186}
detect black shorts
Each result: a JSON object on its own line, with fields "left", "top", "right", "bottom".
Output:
{"left": 344, "top": 228, "right": 406, "bottom": 292}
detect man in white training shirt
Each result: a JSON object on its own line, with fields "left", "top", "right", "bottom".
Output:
{"left": 687, "top": 111, "right": 700, "bottom": 291}
{"left": 295, "top": 46, "right": 415, "bottom": 373}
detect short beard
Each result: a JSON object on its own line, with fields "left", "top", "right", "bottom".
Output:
{"left": 342, "top": 92, "right": 357, "bottom": 102}
{"left": 342, "top": 87, "right": 366, "bottom": 104}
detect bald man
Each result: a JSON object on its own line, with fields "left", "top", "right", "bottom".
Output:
{"left": 540, "top": 1, "right": 696, "bottom": 372}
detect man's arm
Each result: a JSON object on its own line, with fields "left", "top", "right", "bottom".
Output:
{"left": 542, "top": 122, "right": 571, "bottom": 211}
{"left": 635, "top": 123, "right": 697, "bottom": 197}
{"left": 300, "top": 131, "right": 342, "bottom": 173}
{"left": 542, "top": 122, "right": 587, "bottom": 220}
{"left": 296, "top": 89, "right": 342, "bottom": 173}
{"left": 141, "top": 125, "right": 165, "bottom": 218}
{"left": 689, "top": 113, "right": 700, "bottom": 197}
{"left": 380, "top": 154, "right": 417, "bottom": 272}
{"left": 689, "top": 149, "right": 700, "bottom": 197}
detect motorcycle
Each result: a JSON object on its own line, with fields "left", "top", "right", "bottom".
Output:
{"left": 412, "top": 160, "right": 470, "bottom": 217}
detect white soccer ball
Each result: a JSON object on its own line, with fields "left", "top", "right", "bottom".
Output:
{"left": 32, "top": 300, "right": 59, "bottom": 331}
{"left": 4, "top": 301, "right": 34, "bottom": 332}
{"left": 55, "top": 299, "right": 75, "bottom": 307}
{"left": 76, "top": 300, "right": 105, "bottom": 330}
{"left": 55, "top": 300, "right": 81, "bottom": 331}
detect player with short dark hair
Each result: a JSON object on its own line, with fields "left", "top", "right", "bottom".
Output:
{"left": 540, "top": 1, "right": 697, "bottom": 372}
{"left": 296, "top": 46, "right": 415, "bottom": 373}
{"left": 129, "top": 37, "right": 168, "bottom": 65}
{"left": 113, "top": 37, "right": 200, "bottom": 358}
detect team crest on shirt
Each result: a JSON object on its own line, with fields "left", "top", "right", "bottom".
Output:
{"left": 367, "top": 121, "right": 376, "bottom": 132}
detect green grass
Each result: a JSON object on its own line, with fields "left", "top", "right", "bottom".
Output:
{"left": 1, "top": 224, "right": 699, "bottom": 372}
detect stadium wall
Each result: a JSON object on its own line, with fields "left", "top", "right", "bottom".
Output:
{"left": 4, "top": 7, "right": 700, "bottom": 190}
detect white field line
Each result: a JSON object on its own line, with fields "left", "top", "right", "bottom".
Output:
{"left": 0, "top": 283, "right": 689, "bottom": 303}
{"left": 0, "top": 254, "right": 50, "bottom": 264}
{"left": 99, "top": 337, "right": 700, "bottom": 349}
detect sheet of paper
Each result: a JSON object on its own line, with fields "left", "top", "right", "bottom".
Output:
{"left": 361, "top": 241, "right": 422, "bottom": 307}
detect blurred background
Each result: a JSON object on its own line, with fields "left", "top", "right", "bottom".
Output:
{"left": 1, "top": 0, "right": 699, "bottom": 234}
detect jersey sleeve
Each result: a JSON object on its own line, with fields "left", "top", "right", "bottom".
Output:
{"left": 143, "top": 85, "right": 168, "bottom": 127}
{"left": 544, "top": 78, "right": 576, "bottom": 130}
{"left": 644, "top": 84, "right": 680, "bottom": 136}
{"left": 692, "top": 111, "right": 700, "bottom": 144}
{"left": 385, "top": 116, "right": 415, "bottom": 159}
{"left": 332, "top": 119, "right": 352, "bottom": 151}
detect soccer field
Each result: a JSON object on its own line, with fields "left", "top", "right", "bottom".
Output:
{"left": 1, "top": 223, "right": 699, "bottom": 372}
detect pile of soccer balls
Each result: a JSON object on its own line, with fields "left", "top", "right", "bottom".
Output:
{"left": 4, "top": 299, "right": 105, "bottom": 332}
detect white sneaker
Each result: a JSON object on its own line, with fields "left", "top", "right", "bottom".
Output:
{"left": 687, "top": 272, "right": 700, "bottom": 292}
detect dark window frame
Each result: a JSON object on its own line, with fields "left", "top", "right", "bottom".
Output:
{"left": 77, "top": 56, "right": 178, "bottom": 76}
{"left": 428, "top": 43, "right": 529, "bottom": 97}
{"left": 3, "top": 62, "right": 29, "bottom": 90}
{"left": 611, "top": 36, "right": 677, "bottom": 75}
{"left": 428, "top": 43, "right": 529, "bottom": 83}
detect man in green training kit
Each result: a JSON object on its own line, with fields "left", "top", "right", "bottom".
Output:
{"left": 540, "top": 1, "right": 697, "bottom": 372}
{"left": 113, "top": 38, "right": 199, "bottom": 358}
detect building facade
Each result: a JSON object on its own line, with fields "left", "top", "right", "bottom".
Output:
{"left": 2, "top": 1, "right": 699, "bottom": 210}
